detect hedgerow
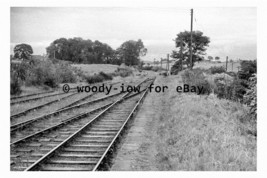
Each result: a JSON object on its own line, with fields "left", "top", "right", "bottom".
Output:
{"left": 244, "top": 74, "right": 257, "bottom": 121}
{"left": 11, "top": 59, "right": 78, "bottom": 89}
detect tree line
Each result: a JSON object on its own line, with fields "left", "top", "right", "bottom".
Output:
{"left": 13, "top": 38, "right": 147, "bottom": 66}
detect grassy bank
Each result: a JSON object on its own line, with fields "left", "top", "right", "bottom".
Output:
{"left": 152, "top": 75, "right": 256, "bottom": 171}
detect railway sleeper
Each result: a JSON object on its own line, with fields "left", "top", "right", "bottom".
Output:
{"left": 92, "top": 122, "right": 122, "bottom": 126}
{"left": 59, "top": 153, "right": 102, "bottom": 158}
{"left": 20, "top": 159, "right": 39, "bottom": 164}
{"left": 75, "top": 138, "right": 113, "bottom": 142}
{"left": 62, "top": 147, "right": 106, "bottom": 152}
{"left": 69, "top": 142, "right": 109, "bottom": 147}
{"left": 84, "top": 131, "right": 117, "bottom": 135}
{"left": 66, "top": 144, "right": 108, "bottom": 148}
{"left": 48, "top": 158, "right": 99, "bottom": 164}
{"left": 40, "top": 164, "right": 95, "bottom": 171}
{"left": 101, "top": 120, "right": 124, "bottom": 123}
{"left": 90, "top": 125, "right": 121, "bottom": 129}
{"left": 89, "top": 128, "right": 118, "bottom": 131}
{"left": 80, "top": 135, "right": 114, "bottom": 138}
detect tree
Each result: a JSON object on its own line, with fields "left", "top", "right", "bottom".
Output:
{"left": 14, "top": 43, "right": 33, "bottom": 60}
{"left": 117, "top": 39, "right": 147, "bottom": 66}
{"left": 46, "top": 38, "right": 117, "bottom": 64}
{"left": 171, "top": 31, "right": 210, "bottom": 68}
{"left": 215, "top": 56, "right": 220, "bottom": 60}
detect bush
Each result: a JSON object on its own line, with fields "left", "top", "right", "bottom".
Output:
{"left": 142, "top": 66, "right": 153, "bottom": 70}
{"left": 24, "top": 60, "right": 77, "bottom": 88}
{"left": 213, "top": 60, "right": 256, "bottom": 102}
{"left": 152, "top": 66, "right": 164, "bottom": 72}
{"left": 85, "top": 74, "right": 104, "bottom": 84}
{"left": 170, "top": 60, "right": 183, "bottom": 75}
{"left": 113, "top": 67, "right": 133, "bottom": 77}
{"left": 212, "top": 75, "right": 246, "bottom": 101}
{"left": 99, "top": 71, "right": 113, "bottom": 80}
{"left": 26, "top": 60, "right": 60, "bottom": 88}
{"left": 181, "top": 69, "right": 212, "bottom": 95}
{"left": 73, "top": 67, "right": 86, "bottom": 81}
{"left": 214, "top": 77, "right": 234, "bottom": 99}
{"left": 209, "top": 66, "right": 226, "bottom": 74}
{"left": 238, "top": 60, "right": 257, "bottom": 80}
{"left": 56, "top": 63, "right": 77, "bottom": 83}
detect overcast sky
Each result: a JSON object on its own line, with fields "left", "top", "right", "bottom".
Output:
{"left": 10, "top": 7, "right": 256, "bottom": 61}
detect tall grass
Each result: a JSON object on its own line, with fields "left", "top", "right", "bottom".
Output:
{"left": 148, "top": 76, "right": 256, "bottom": 171}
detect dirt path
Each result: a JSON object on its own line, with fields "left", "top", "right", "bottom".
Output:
{"left": 111, "top": 75, "right": 180, "bottom": 170}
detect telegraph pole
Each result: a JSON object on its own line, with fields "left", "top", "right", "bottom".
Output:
{"left": 226, "top": 56, "right": 228, "bottom": 71}
{"left": 190, "top": 9, "right": 193, "bottom": 69}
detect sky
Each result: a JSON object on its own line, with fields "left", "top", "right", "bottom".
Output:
{"left": 10, "top": 7, "right": 257, "bottom": 61}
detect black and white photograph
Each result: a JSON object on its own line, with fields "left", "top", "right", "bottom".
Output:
{"left": 2, "top": 0, "right": 265, "bottom": 175}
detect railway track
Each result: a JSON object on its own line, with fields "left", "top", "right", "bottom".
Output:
{"left": 10, "top": 92, "right": 78, "bottom": 119}
{"left": 11, "top": 89, "right": 60, "bottom": 100}
{"left": 11, "top": 81, "right": 120, "bottom": 105}
{"left": 10, "top": 89, "right": 76, "bottom": 105}
{"left": 10, "top": 82, "right": 124, "bottom": 126}
{"left": 10, "top": 81, "right": 136, "bottom": 131}
{"left": 10, "top": 77, "right": 154, "bottom": 171}
{"left": 11, "top": 89, "right": 126, "bottom": 143}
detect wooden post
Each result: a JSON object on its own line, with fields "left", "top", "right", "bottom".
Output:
{"left": 225, "top": 56, "right": 228, "bottom": 71}
{"left": 161, "top": 58, "right": 162, "bottom": 68}
{"left": 232, "top": 60, "right": 234, "bottom": 71}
